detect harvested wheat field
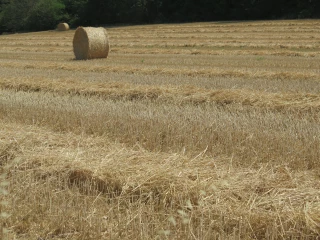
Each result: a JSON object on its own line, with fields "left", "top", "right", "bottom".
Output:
{"left": 0, "top": 20, "right": 320, "bottom": 239}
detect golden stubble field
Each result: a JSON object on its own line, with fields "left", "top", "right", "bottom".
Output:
{"left": 0, "top": 20, "right": 320, "bottom": 239}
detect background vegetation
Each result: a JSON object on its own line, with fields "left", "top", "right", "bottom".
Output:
{"left": 0, "top": 0, "right": 320, "bottom": 32}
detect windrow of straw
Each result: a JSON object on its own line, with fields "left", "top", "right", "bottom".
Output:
{"left": 3, "top": 126, "right": 320, "bottom": 239}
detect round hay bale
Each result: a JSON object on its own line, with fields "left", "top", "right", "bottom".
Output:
{"left": 57, "top": 23, "right": 70, "bottom": 31}
{"left": 73, "top": 27, "right": 110, "bottom": 60}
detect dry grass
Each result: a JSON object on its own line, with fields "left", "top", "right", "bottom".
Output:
{"left": 1, "top": 89, "right": 320, "bottom": 169}
{"left": 0, "top": 20, "right": 320, "bottom": 239}
{"left": 1, "top": 121, "right": 320, "bottom": 239}
{"left": 1, "top": 76, "right": 320, "bottom": 111}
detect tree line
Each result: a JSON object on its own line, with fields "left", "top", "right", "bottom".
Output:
{"left": 0, "top": 0, "right": 319, "bottom": 33}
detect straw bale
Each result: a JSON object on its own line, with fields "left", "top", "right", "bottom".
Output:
{"left": 57, "top": 23, "right": 70, "bottom": 31}
{"left": 73, "top": 27, "right": 110, "bottom": 60}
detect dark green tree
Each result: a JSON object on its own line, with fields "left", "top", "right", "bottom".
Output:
{"left": 1, "top": 0, "right": 320, "bottom": 33}
{"left": 0, "top": 0, "right": 36, "bottom": 31}
{"left": 0, "top": 0, "right": 65, "bottom": 32}
{"left": 145, "top": 0, "right": 163, "bottom": 22}
{"left": 26, "top": 0, "right": 65, "bottom": 31}
{"left": 62, "top": 0, "right": 88, "bottom": 26}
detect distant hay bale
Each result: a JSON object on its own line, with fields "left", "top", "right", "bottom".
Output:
{"left": 73, "top": 27, "right": 110, "bottom": 60}
{"left": 57, "top": 23, "right": 69, "bottom": 31}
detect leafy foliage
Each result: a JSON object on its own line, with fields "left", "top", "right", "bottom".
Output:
{"left": 0, "top": 0, "right": 319, "bottom": 32}
{"left": 62, "top": 0, "right": 88, "bottom": 26}
{"left": 0, "top": 0, "right": 65, "bottom": 32}
{"left": 26, "top": 0, "right": 65, "bottom": 31}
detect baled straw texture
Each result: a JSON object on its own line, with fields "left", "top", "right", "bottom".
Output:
{"left": 57, "top": 23, "right": 69, "bottom": 31}
{"left": 73, "top": 27, "right": 110, "bottom": 60}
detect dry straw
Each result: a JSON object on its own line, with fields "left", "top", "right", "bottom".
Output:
{"left": 73, "top": 27, "right": 110, "bottom": 60}
{"left": 57, "top": 23, "right": 70, "bottom": 31}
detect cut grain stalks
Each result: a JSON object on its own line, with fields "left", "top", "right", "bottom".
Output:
{"left": 1, "top": 77, "right": 320, "bottom": 113}
{"left": 1, "top": 120, "right": 319, "bottom": 239}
